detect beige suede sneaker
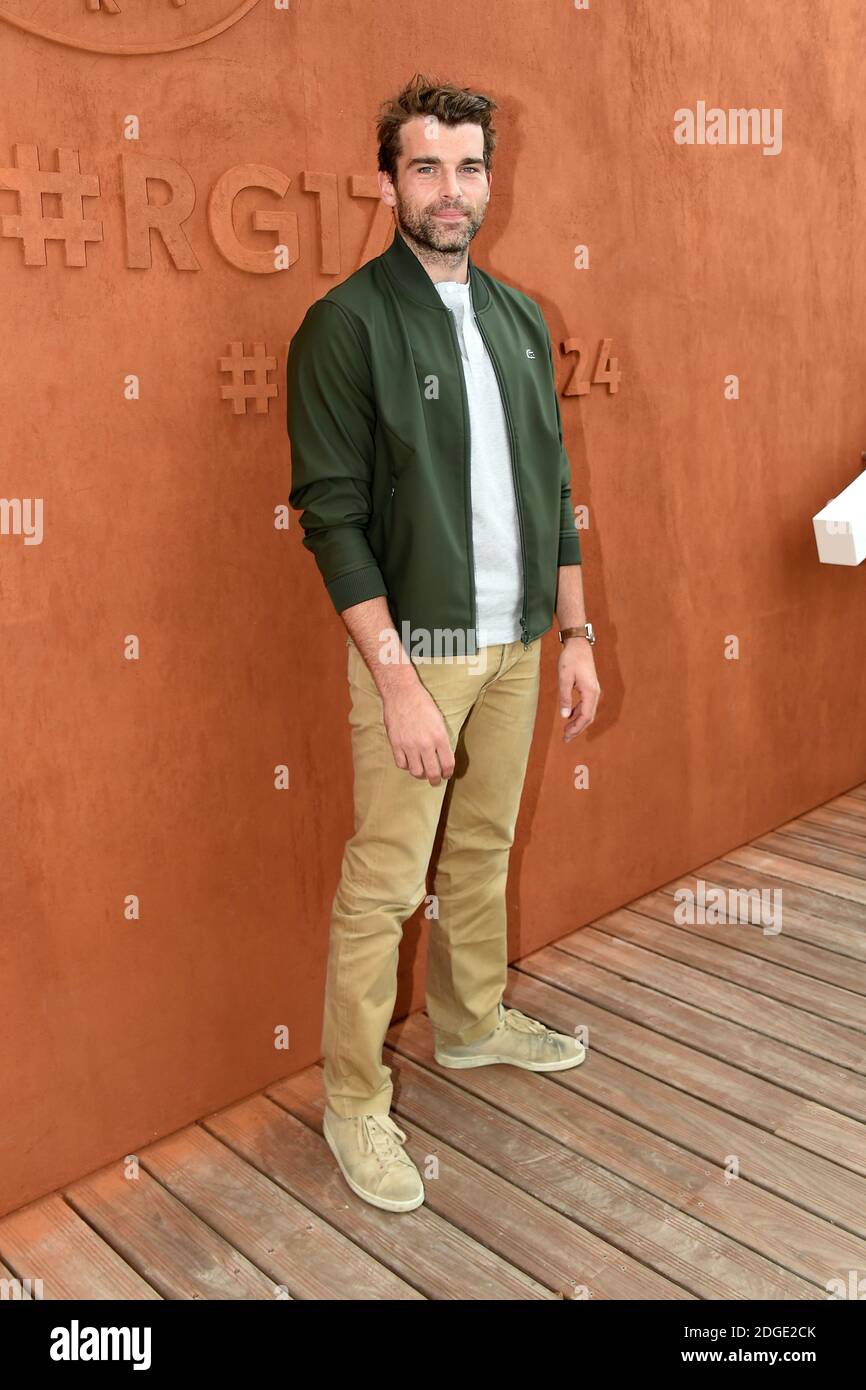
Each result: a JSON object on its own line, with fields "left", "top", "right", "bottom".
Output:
{"left": 434, "top": 1002, "right": 586, "bottom": 1072}
{"left": 322, "top": 1107, "right": 425, "bottom": 1212}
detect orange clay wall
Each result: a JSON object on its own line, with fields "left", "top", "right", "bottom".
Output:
{"left": 2, "top": 0, "right": 865, "bottom": 1217}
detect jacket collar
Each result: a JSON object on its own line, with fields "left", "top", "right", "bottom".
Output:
{"left": 381, "top": 225, "right": 491, "bottom": 313}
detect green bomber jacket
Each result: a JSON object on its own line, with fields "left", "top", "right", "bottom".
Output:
{"left": 286, "top": 226, "right": 581, "bottom": 656}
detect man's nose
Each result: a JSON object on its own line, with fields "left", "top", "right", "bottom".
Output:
{"left": 440, "top": 169, "right": 462, "bottom": 200}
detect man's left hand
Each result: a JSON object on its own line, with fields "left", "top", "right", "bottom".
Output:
{"left": 558, "top": 640, "right": 601, "bottom": 741}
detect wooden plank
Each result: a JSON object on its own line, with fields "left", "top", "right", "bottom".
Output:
{"left": 777, "top": 1099, "right": 866, "bottom": 1162}
{"left": 0, "top": 1193, "right": 160, "bottom": 1300}
{"left": 555, "top": 927, "right": 866, "bottom": 1071}
{"left": 752, "top": 830, "right": 866, "bottom": 884}
{"left": 817, "top": 806, "right": 866, "bottom": 834}
{"left": 142, "top": 1120, "right": 420, "bottom": 1300}
{"left": 66, "top": 1162, "right": 282, "bottom": 1300}
{"left": 382, "top": 1041, "right": 818, "bottom": 1299}
{"left": 590, "top": 907, "right": 866, "bottom": 1030}
{"left": 800, "top": 807, "right": 866, "bottom": 841}
{"left": 212, "top": 1086, "right": 555, "bottom": 1301}
{"left": 493, "top": 970, "right": 866, "bottom": 1234}
{"left": 389, "top": 1020, "right": 866, "bottom": 1292}
{"left": 715, "top": 846, "right": 866, "bottom": 906}
{"left": 518, "top": 947, "right": 866, "bottom": 1122}
{"left": 777, "top": 812, "right": 866, "bottom": 856}
{"left": 268, "top": 1068, "right": 678, "bottom": 1300}
{"left": 658, "top": 867, "right": 866, "bottom": 958}
{"left": 622, "top": 888, "right": 866, "bottom": 994}
{"left": 507, "top": 962, "right": 866, "bottom": 1171}
{"left": 822, "top": 794, "right": 866, "bottom": 822}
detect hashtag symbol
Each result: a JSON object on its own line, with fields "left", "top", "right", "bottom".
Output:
{"left": 0, "top": 146, "right": 101, "bottom": 266}
{"left": 219, "top": 342, "right": 278, "bottom": 415}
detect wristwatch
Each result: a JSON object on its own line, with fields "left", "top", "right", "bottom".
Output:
{"left": 559, "top": 622, "right": 596, "bottom": 646}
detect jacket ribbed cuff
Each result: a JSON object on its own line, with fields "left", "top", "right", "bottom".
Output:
{"left": 326, "top": 563, "right": 390, "bottom": 614}
{"left": 557, "top": 530, "right": 582, "bottom": 567}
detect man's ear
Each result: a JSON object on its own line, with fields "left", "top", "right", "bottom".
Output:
{"left": 378, "top": 169, "right": 396, "bottom": 208}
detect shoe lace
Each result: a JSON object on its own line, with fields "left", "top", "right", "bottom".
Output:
{"left": 502, "top": 1007, "right": 556, "bottom": 1037}
{"left": 360, "top": 1114, "right": 410, "bottom": 1165}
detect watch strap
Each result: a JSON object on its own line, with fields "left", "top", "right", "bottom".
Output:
{"left": 559, "top": 623, "right": 595, "bottom": 644}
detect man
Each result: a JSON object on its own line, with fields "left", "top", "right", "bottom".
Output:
{"left": 286, "top": 73, "right": 601, "bottom": 1213}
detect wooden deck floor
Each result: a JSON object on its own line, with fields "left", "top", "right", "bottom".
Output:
{"left": 3, "top": 786, "right": 866, "bottom": 1300}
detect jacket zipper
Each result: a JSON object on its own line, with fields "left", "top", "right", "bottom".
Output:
{"left": 473, "top": 313, "right": 530, "bottom": 648}
{"left": 442, "top": 309, "right": 478, "bottom": 654}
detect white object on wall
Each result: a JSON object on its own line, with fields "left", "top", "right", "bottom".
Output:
{"left": 812, "top": 464, "right": 866, "bottom": 565}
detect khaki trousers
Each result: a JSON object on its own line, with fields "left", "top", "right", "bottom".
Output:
{"left": 322, "top": 633, "right": 542, "bottom": 1117}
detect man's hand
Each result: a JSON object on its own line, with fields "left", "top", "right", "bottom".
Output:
{"left": 558, "top": 639, "right": 601, "bottom": 741}
{"left": 341, "top": 600, "right": 455, "bottom": 785}
{"left": 382, "top": 683, "right": 456, "bottom": 786}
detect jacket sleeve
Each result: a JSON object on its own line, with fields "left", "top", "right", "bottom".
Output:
{"left": 286, "top": 298, "right": 390, "bottom": 614}
{"left": 537, "top": 306, "right": 582, "bottom": 567}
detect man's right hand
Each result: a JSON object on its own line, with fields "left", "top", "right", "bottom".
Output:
{"left": 382, "top": 682, "right": 456, "bottom": 786}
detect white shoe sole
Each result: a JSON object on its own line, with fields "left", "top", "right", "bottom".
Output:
{"left": 322, "top": 1114, "right": 425, "bottom": 1213}
{"left": 434, "top": 1047, "right": 586, "bottom": 1072}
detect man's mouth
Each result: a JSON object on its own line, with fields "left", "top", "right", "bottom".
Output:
{"left": 433, "top": 210, "right": 467, "bottom": 220}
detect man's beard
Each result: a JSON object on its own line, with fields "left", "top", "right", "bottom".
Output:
{"left": 394, "top": 191, "right": 486, "bottom": 258}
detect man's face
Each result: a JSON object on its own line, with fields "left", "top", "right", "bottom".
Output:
{"left": 379, "top": 115, "right": 491, "bottom": 255}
